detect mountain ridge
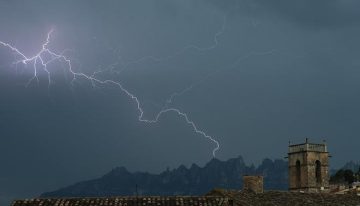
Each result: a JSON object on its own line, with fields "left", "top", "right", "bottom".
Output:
{"left": 41, "top": 156, "right": 360, "bottom": 198}
{"left": 41, "top": 156, "right": 288, "bottom": 197}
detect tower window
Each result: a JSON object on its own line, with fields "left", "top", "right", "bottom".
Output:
{"left": 315, "top": 160, "right": 322, "bottom": 184}
{"left": 296, "top": 160, "right": 301, "bottom": 187}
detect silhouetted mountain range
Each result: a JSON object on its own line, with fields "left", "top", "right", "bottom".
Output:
{"left": 41, "top": 156, "right": 288, "bottom": 197}
{"left": 341, "top": 161, "right": 360, "bottom": 172}
{"left": 329, "top": 161, "right": 360, "bottom": 176}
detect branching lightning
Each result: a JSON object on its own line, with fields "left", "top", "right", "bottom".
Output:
{"left": 0, "top": 13, "right": 278, "bottom": 158}
{"left": 96, "top": 15, "right": 227, "bottom": 75}
{"left": 0, "top": 29, "right": 220, "bottom": 157}
{"left": 163, "top": 49, "right": 278, "bottom": 109}
{"left": 96, "top": 14, "right": 275, "bottom": 112}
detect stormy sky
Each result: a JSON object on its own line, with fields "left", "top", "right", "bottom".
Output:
{"left": 1, "top": 0, "right": 360, "bottom": 204}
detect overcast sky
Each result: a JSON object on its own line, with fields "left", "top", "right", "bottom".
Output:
{"left": 1, "top": 0, "right": 360, "bottom": 204}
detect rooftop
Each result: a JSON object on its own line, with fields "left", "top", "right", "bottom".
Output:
{"left": 11, "top": 190, "right": 360, "bottom": 206}
{"left": 208, "top": 189, "right": 360, "bottom": 206}
{"left": 11, "top": 196, "right": 232, "bottom": 206}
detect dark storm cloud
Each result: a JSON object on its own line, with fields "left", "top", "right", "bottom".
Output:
{"left": 0, "top": 0, "right": 360, "bottom": 205}
{"left": 209, "top": 0, "right": 360, "bottom": 29}
{"left": 261, "top": 0, "right": 360, "bottom": 28}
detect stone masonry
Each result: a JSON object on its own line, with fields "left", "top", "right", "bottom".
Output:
{"left": 243, "top": 175, "right": 264, "bottom": 193}
{"left": 287, "top": 138, "right": 330, "bottom": 192}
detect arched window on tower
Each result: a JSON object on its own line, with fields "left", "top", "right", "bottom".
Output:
{"left": 296, "top": 160, "right": 301, "bottom": 187}
{"left": 315, "top": 160, "right": 322, "bottom": 184}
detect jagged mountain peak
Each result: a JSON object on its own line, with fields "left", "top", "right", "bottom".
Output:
{"left": 342, "top": 161, "right": 360, "bottom": 172}
{"left": 104, "top": 166, "right": 130, "bottom": 178}
{"left": 190, "top": 163, "right": 201, "bottom": 171}
{"left": 41, "top": 156, "right": 288, "bottom": 198}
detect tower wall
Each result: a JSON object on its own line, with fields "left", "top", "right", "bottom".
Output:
{"left": 305, "top": 152, "right": 329, "bottom": 191}
{"left": 288, "top": 140, "right": 330, "bottom": 192}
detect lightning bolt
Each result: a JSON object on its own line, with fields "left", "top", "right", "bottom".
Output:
{"left": 93, "top": 15, "right": 227, "bottom": 75}
{"left": 163, "top": 49, "right": 278, "bottom": 109}
{"left": 0, "top": 29, "right": 220, "bottom": 157}
{"left": 96, "top": 14, "right": 274, "bottom": 112}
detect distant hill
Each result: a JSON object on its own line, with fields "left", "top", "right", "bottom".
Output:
{"left": 330, "top": 161, "right": 360, "bottom": 176}
{"left": 41, "top": 156, "right": 288, "bottom": 197}
{"left": 341, "top": 161, "right": 360, "bottom": 172}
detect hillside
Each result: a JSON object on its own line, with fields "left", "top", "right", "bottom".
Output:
{"left": 41, "top": 156, "right": 288, "bottom": 197}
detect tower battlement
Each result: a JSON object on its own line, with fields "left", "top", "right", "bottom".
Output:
{"left": 289, "top": 143, "right": 327, "bottom": 153}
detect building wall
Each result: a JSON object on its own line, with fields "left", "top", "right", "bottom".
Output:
{"left": 288, "top": 152, "right": 308, "bottom": 190}
{"left": 306, "top": 152, "right": 329, "bottom": 191}
{"left": 243, "top": 176, "right": 264, "bottom": 193}
{"left": 288, "top": 149, "right": 329, "bottom": 192}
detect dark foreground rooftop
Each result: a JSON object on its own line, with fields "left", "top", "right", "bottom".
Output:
{"left": 208, "top": 189, "right": 360, "bottom": 206}
{"left": 11, "top": 189, "right": 360, "bottom": 206}
{"left": 11, "top": 196, "right": 232, "bottom": 206}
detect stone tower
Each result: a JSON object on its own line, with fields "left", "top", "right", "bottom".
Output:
{"left": 287, "top": 138, "right": 330, "bottom": 192}
{"left": 243, "top": 175, "right": 264, "bottom": 193}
